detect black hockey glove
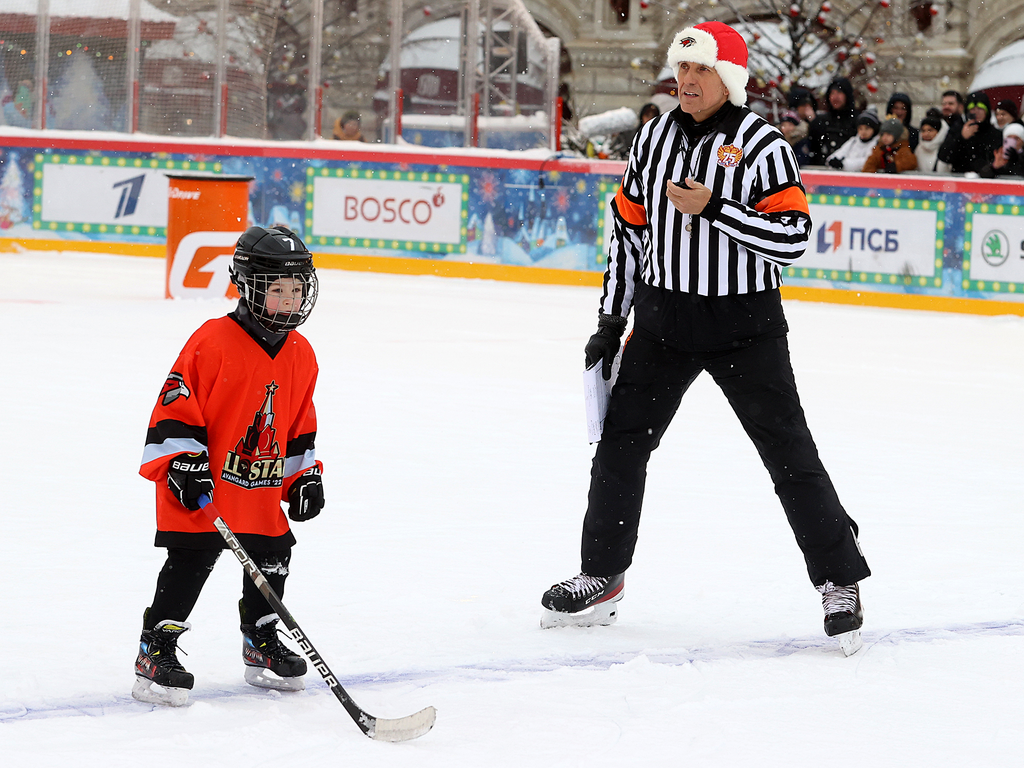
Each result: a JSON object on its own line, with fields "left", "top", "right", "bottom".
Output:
{"left": 585, "top": 313, "right": 628, "bottom": 381}
{"left": 167, "top": 452, "right": 214, "bottom": 511}
{"left": 827, "top": 157, "right": 844, "bottom": 169}
{"left": 288, "top": 466, "right": 324, "bottom": 522}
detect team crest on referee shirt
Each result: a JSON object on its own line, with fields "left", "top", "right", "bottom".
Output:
{"left": 717, "top": 144, "right": 743, "bottom": 168}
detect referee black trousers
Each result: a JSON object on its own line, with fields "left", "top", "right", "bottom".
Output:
{"left": 581, "top": 286, "right": 870, "bottom": 587}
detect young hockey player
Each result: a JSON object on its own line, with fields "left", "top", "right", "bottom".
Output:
{"left": 133, "top": 226, "right": 325, "bottom": 706}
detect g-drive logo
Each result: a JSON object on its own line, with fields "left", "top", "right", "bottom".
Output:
{"left": 817, "top": 220, "right": 899, "bottom": 253}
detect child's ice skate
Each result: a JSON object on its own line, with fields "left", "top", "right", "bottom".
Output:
{"left": 241, "top": 613, "right": 307, "bottom": 691}
{"left": 132, "top": 619, "right": 194, "bottom": 707}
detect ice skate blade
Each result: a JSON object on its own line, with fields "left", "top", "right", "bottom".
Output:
{"left": 244, "top": 665, "right": 305, "bottom": 691}
{"left": 837, "top": 630, "right": 863, "bottom": 657}
{"left": 132, "top": 676, "right": 189, "bottom": 707}
{"left": 541, "top": 601, "right": 619, "bottom": 629}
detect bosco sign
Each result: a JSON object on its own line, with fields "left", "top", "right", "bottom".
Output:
{"left": 311, "top": 175, "right": 464, "bottom": 245}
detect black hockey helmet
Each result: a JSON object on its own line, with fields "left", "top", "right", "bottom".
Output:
{"left": 229, "top": 226, "right": 318, "bottom": 333}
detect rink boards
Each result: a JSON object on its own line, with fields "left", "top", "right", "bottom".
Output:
{"left": 1, "top": 130, "right": 1023, "bottom": 315}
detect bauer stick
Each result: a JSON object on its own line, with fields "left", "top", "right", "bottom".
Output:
{"left": 197, "top": 494, "right": 436, "bottom": 742}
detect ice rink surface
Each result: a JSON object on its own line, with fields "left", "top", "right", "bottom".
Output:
{"left": 1, "top": 250, "right": 1022, "bottom": 766}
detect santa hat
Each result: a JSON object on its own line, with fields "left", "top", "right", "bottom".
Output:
{"left": 666, "top": 21, "right": 749, "bottom": 107}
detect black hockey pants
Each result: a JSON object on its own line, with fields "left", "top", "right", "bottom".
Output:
{"left": 581, "top": 284, "right": 870, "bottom": 587}
{"left": 146, "top": 547, "right": 291, "bottom": 628}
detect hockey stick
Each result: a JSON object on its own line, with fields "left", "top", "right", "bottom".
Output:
{"left": 197, "top": 494, "right": 436, "bottom": 742}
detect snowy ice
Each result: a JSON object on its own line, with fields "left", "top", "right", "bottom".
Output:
{"left": 1, "top": 250, "right": 1022, "bottom": 766}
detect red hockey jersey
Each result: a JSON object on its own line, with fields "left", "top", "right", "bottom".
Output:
{"left": 141, "top": 315, "right": 321, "bottom": 545}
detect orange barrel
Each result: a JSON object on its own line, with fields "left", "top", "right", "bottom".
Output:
{"left": 165, "top": 172, "right": 253, "bottom": 299}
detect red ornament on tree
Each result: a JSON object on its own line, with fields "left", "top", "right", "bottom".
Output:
{"left": 866, "top": 79, "right": 879, "bottom": 93}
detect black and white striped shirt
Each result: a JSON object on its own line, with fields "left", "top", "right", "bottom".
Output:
{"left": 602, "top": 103, "right": 812, "bottom": 316}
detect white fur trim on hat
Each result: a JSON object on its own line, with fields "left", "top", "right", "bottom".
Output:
{"left": 666, "top": 25, "right": 748, "bottom": 107}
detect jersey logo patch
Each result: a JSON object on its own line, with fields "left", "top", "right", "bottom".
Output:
{"left": 161, "top": 372, "right": 191, "bottom": 405}
{"left": 221, "top": 381, "right": 286, "bottom": 490}
{"left": 717, "top": 145, "right": 743, "bottom": 168}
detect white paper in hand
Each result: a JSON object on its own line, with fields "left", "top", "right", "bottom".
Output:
{"left": 584, "top": 362, "right": 612, "bottom": 444}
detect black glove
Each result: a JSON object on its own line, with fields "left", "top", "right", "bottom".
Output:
{"left": 827, "top": 157, "right": 843, "bottom": 169}
{"left": 167, "top": 452, "right": 214, "bottom": 511}
{"left": 584, "top": 313, "right": 628, "bottom": 381}
{"left": 288, "top": 466, "right": 324, "bottom": 522}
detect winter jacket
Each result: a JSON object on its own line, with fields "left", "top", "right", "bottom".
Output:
{"left": 980, "top": 147, "right": 1024, "bottom": 178}
{"left": 826, "top": 134, "right": 877, "bottom": 172}
{"left": 862, "top": 139, "right": 918, "bottom": 174}
{"left": 944, "top": 119, "right": 1004, "bottom": 174}
{"left": 886, "top": 93, "right": 919, "bottom": 152}
{"left": 806, "top": 78, "right": 857, "bottom": 166}
{"left": 914, "top": 122, "right": 952, "bottom": 174}
{"left": 785, "top": 119, "right": 814, "bottom": 166}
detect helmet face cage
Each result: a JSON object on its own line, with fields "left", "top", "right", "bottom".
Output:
{"left": 230, "top": 226, "right": 318, "bottom": 334}
{"left": 237, "top": 268, "right": 318, "bottom": 333}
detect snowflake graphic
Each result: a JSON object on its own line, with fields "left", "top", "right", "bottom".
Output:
{"left": 289, "top": 181, "right": 304, "bottom": 203}
{"left": 554, "top": 187, "right": 570, "bottom": 212}
{"left": 475, "top": 171, "right": 501, "bottom": 204}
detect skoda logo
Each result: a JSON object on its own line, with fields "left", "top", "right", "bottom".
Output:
{"left": 981, "top": 229, "right": 1010, "bottom": 266}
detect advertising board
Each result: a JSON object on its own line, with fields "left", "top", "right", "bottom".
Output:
{"left": 964, "top": 203, "right": 1024, "bottom": 295}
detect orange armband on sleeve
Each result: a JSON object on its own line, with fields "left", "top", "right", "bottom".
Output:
{"left": 754, "top": 185, "right": 809, "bottom": 215}
{"left": 614, "top": 186, "right": 648, "bottom": 226}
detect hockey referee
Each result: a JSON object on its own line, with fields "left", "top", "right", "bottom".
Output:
{"left": 542, "top": 21, "right": 871, "bottom": 655}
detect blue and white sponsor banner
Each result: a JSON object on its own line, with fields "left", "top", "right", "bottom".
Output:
{"left": 40, "top": 163, "right": 170, "bottom": 229}
{"left": 802, "top": 202, "right": 941, "bottom": 280}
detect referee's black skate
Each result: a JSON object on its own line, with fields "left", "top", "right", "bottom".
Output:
{"left": 241, "top": 613, "right": 307, "bottom": 691}
{"left": 540, "top": 572, "right": 624, "bottom": 628}
{"left": 817, "top": 581, "right": 864, "bottom": 656}
{"left": 132, "top": 619, "right": 194, "bottom": 707}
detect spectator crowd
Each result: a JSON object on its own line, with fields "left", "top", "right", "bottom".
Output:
{"left": 775, "top": 77, "right": 1024, "bottom": 178}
